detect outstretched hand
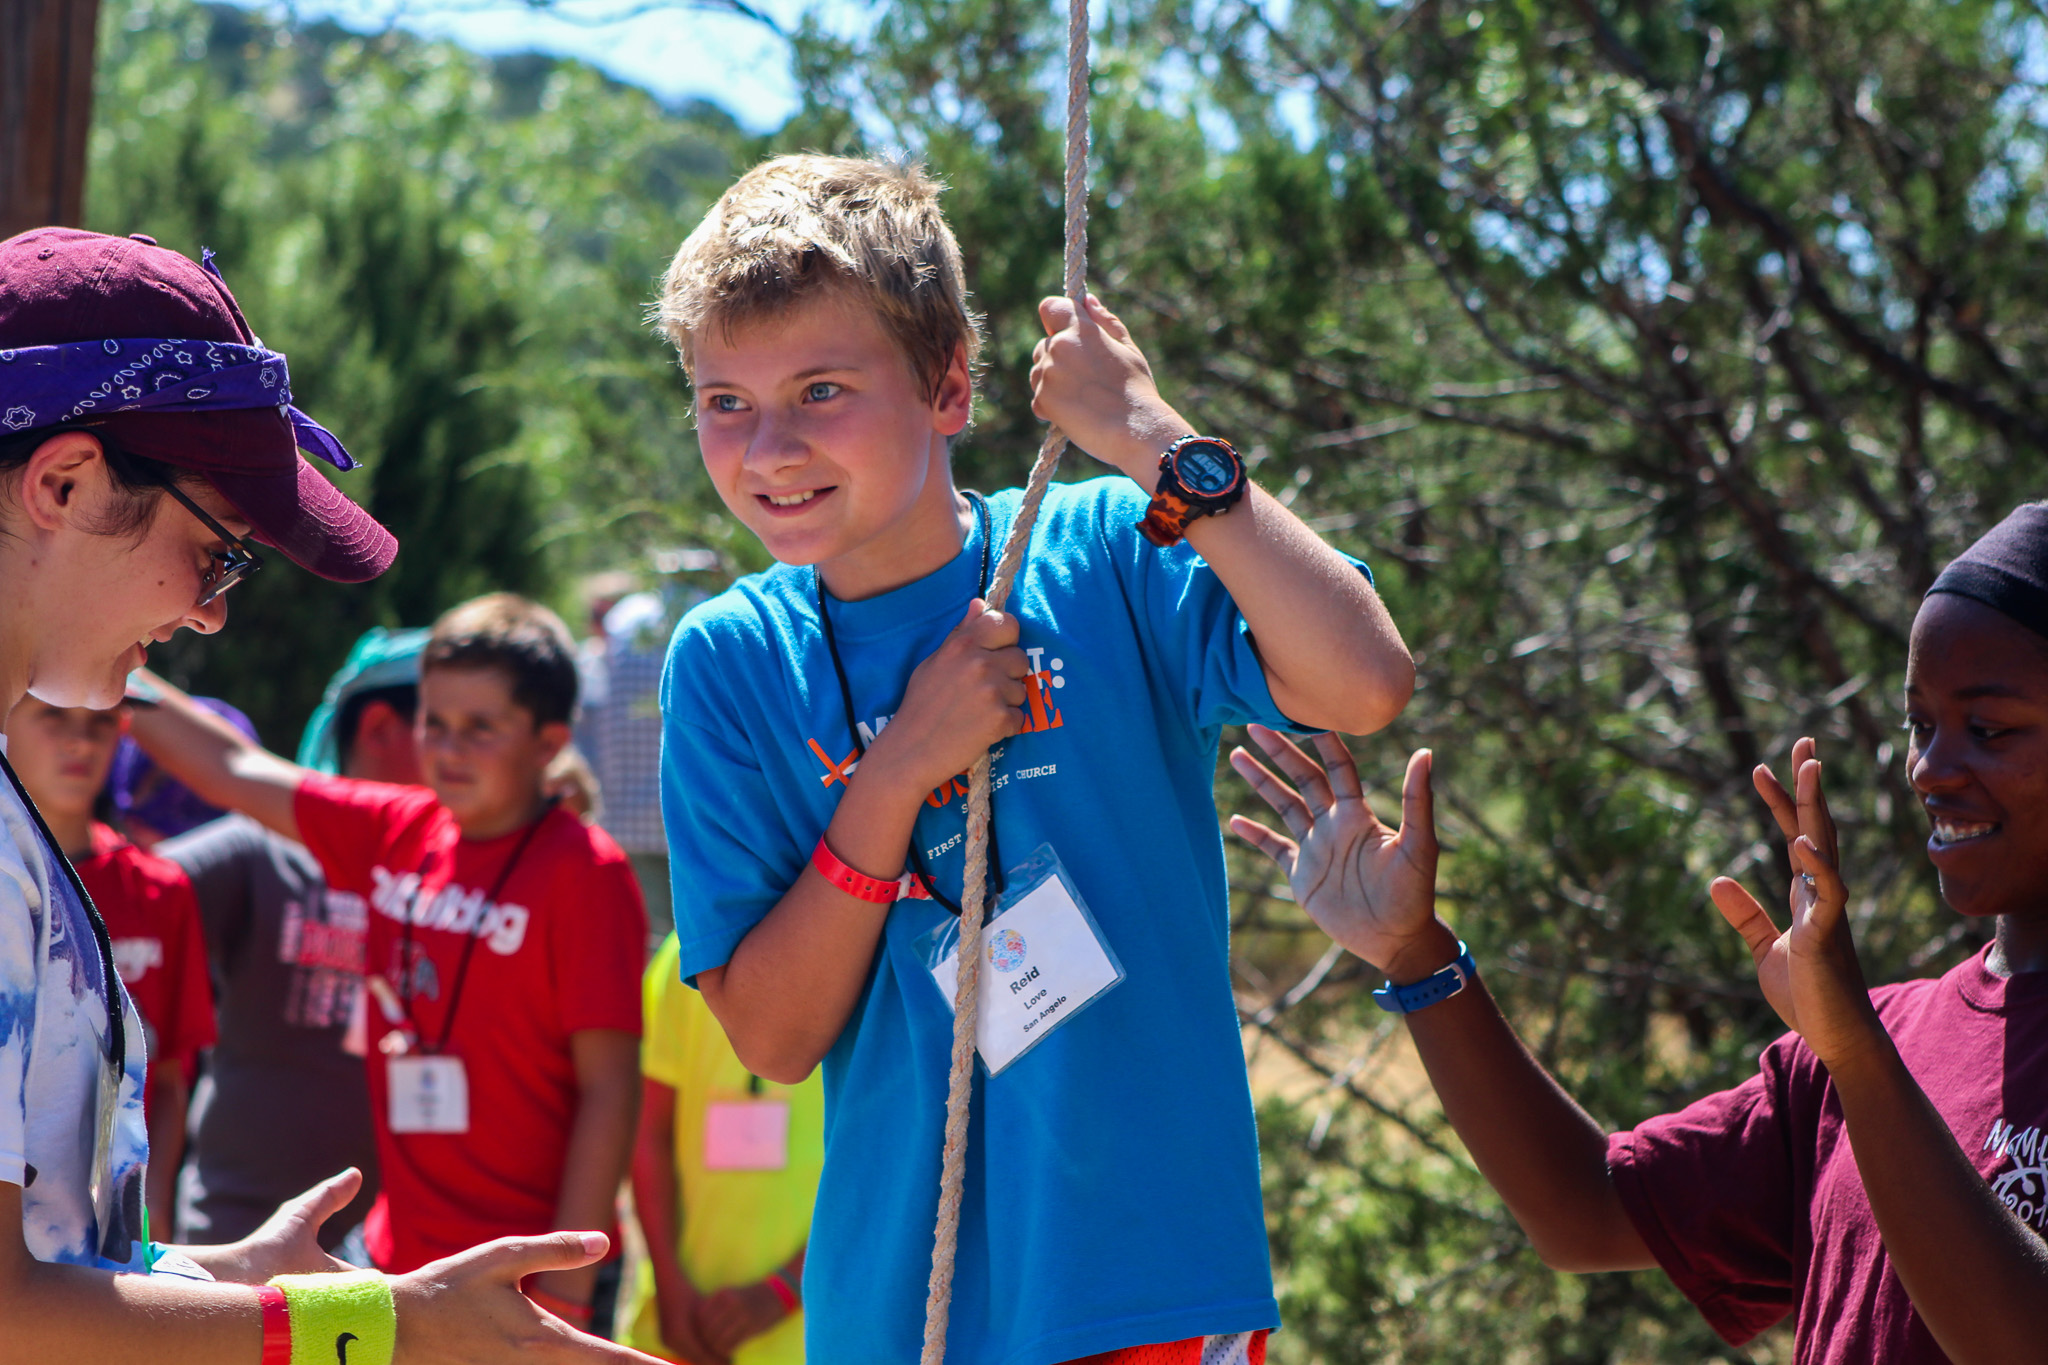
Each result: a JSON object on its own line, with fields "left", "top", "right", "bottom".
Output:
{"left": 393, "top": 1232, "right": 667, "bottom": 1365}
{"left": 185, "top": 1168, "right": 360, "bottom": 1283}
{"left": 1709, "top": 738, "right": 1884, "bottom": 1068}
{"left": 1228, "top": 726, "right": 1449, "bottom": 980}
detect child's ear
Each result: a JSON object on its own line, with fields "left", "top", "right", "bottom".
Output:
{"left": 932, "top": 342, "right": 973, "bottom": 437}
{"left": 536, "top": 719, "right": 574, "bottom": 765}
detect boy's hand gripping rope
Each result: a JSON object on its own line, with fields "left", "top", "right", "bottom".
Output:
{"left": 920, "top": 0, "right": 1090, "bottom": 1358}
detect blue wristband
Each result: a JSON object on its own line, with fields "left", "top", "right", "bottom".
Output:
{"left": 1372, "top": 942, "right": 1477, "bottom": 1014}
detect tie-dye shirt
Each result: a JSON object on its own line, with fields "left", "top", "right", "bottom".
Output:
{"left": 1, "top": 740, "right": 152, "bottom": 1271}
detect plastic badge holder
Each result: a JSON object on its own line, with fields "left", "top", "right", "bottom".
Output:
{"left": 919, "top": 843, "right": 1126, "bottom": 1076}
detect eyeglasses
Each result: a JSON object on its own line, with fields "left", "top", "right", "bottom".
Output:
{"left": 162, "top": 481, "right": 263, "bottom": 606}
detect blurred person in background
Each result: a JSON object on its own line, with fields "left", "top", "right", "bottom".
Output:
{"left": 107, "top": 697, "right": 255, "bottom": 850}
{"left": 546, "top": 743, "right": 604, "bottom": 826}
{"left": 129, "top": 594, "right": 648, "bottom": 1334}
{"left": 577, "top": 588, "right": 673, "bottom": 943}
{"left": 626, "top": 932, "right": 821, "bottom": 1365}
{"left": 2, "top": 697, "right": 216, "bottom": 1239}
{"left": 157, "top": 627, "right": 427, "bottom": 1252}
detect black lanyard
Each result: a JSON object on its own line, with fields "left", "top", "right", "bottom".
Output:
{"left": 815, "top": 491, "right": 1002, "bottom": 918}
{"left": 0, "top": 749, "right": 126, "bottom": 1076}
{"left": 398, "top": 802, "right": 553, "bottom": 1055}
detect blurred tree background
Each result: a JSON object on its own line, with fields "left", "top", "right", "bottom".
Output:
{"left": 87, "top": 0, "right": 2048, "bottom": 1358}
{"left": 85, "top": 0, "right": 755, "bottom": 738}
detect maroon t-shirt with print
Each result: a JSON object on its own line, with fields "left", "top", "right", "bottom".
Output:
{"left": 1607, "top": 946, "right": 2048, "bottom": 1364}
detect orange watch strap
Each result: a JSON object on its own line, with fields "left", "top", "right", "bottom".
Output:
{"left": 1138, "top": 489, "right": 1197, "bottom": 546}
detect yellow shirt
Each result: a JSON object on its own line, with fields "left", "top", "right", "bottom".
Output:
{"left": 624, "top": 935, "right": 824, "bottom": 1365}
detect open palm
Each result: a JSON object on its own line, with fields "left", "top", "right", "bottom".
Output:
{"left": 1228, "top": 726, "right": 1441, "bottom": 975}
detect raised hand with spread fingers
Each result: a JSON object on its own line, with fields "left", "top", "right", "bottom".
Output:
{"left": 1228, "top": 725, "right": 1450, "bottom": 983}
{"left": 1706, "top": 738, "right": 1885, "bottom": 1071}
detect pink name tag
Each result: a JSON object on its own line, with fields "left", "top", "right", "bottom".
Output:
{"left": 703, "top": 1100, "right": 790, "bottom": 1170}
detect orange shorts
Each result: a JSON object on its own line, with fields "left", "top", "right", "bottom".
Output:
{"left": 1063, "top": 1330, "right": 1269, "bottom": 1365}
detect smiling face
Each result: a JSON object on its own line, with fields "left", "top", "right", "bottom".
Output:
{"left": 7, "top": 435, "right": 241, "bottom": 710}
{"left": 415, "top": 663, "right": 570, "bottom": 838}
{"left": 690, "top": 290, "right": 974, "bottom": 601}
{"left": 2, "top": 698, "right": 125, "bottom": 823}
{"left": 1904, "top": 593, "right": 2048, "bottom": 921}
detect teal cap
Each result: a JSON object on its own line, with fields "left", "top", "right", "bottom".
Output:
{"left": 295, "top": 626, "right": 430, "bottom": 774}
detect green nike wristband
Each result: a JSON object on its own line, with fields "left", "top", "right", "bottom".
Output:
{"left": 270, "top": 1270, "right": 397, "bottom": 1365}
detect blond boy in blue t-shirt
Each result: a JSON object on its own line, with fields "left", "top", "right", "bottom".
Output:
{"left": 655, "top": 154, "right": 1413, "bottom": 1364}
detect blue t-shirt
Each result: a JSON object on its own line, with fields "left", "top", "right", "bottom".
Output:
{"left": 662, "top": 477, "right": 1337, "bottom": 1364}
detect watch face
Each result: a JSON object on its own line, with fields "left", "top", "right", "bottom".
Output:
{"left": 1175, "top": 440, "right": 1238, "bottom": 497}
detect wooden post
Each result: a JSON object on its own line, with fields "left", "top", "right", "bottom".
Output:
{"left": 1, "top": 0, "right": 102, "bottom": 239}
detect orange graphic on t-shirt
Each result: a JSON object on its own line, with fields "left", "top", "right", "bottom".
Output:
{"left": 802, "top": 650, "right": 1070, "bottom": 802}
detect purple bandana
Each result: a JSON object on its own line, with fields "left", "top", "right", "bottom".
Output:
{"left": 0, "top": 336, "right": 356, "bottom": 471}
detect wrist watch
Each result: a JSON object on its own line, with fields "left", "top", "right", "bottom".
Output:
{"left": 1137, "top": 434, "right": 1248, "bottom": 547}
{"left": 1372, "top": 941, "right": 1478, "bottom": 1015}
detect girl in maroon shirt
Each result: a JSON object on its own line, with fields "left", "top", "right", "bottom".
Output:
{"left": 1230, "top": 503, "right": 2048, "bottom": 1364}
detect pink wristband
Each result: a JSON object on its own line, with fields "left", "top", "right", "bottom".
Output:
{"left": 812, "top": 837, "right": 899, "bottom": 904}
{"left": 256, "top": 1284, "right": 292, "bottom": 1365}
{"left": 765, "top": 1272, "right": 800, "bottom": 1313}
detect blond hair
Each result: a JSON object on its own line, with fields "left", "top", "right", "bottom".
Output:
{"left": 655, "top": 154, "right": 984, "bottom": 401}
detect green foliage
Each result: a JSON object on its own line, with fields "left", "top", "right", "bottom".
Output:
{"left": 780, "top": 0, "right": 2048, "bottom": 1358}
{"left": 86, "top": 0, "right": 746, "bottom": 742}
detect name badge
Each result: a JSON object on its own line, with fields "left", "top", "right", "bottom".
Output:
{"left": 922, "top": 844, "right": 1124, "bottom": 1076}
{"left": 704, "top": 1100, "right": 791, "bottom": 1170}
{"left": 388, "top": 1055, "right": 469, "bottom": 1133}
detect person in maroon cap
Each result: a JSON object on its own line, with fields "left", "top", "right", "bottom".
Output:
{"left": 0, "top": 227, "right": 661, "bottom": 1364}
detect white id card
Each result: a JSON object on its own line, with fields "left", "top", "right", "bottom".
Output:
{"left": 387, "top": 1055, "right": 470, "bottom": 1133}
{"left": 922, "top": 844, "right": 1124, "bottom": 1075}
{"left": 704, "top": 1100, "right": 790, "bottom": 1170}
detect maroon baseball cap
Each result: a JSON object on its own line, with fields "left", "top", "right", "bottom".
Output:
{"left": 0, "top": 227, "right": 397, "bottom": 582}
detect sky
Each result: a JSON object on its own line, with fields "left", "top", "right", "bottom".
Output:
{"left": 249, "top": 0, "right": 854, "bottom": 130}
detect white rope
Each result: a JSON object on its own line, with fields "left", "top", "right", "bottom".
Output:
{"left": 919, "top": 1, "right": 1090, "bottom": 1358}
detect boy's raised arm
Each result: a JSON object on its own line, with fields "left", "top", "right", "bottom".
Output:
{"left": 1228, "top": 726, "right": 1653, "bottom": 1272}
{"left": 1031, "top": 295, "right": 1414, "bottom": 736}
{"left": 125, "top": 668, "right": 307, "bottom": 844}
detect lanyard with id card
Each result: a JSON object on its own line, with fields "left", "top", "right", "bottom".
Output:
{"left": 918, "top": 843, "right": 1124, "bottom": 1075}
{"left": 383, "top": 806, "right": 550, "bottom": 1135}
{"left": 815, "top": 495, "right": 1124, "bottom": 1074}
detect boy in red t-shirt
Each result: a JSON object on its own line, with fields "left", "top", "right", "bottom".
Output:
{"left": 130, "top": 593, "right": 647, "bottom": 1330}
{"left": 2, "top": 697, "right": 217, "bottom": 1237}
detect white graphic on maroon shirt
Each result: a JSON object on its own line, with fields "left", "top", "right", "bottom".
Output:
{"left": 1984, "top": 1118, "right": 2048, "bottom": 1230}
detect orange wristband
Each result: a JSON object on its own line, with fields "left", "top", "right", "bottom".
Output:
{"left": 256, "top": 1284, "right": 292, "bottom": 1365}
{"left": 812, "top": 837, "right": 900, "bottom": 904}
